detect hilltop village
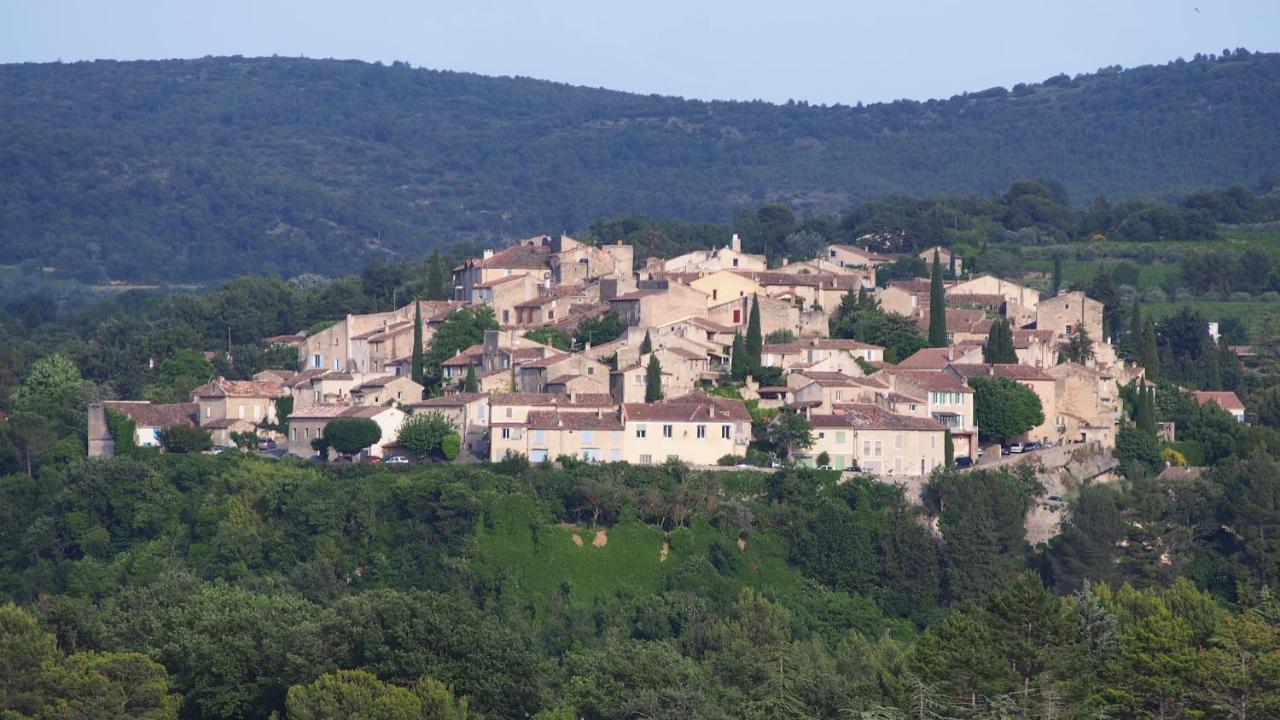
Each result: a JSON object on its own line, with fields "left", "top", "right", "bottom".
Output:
{"left": 91, "top": 232, "right": 1229, "bottom": 479}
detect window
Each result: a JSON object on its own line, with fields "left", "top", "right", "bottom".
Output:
{"left": 547, "top": 310, "right": 555, "bottom": 319}
{"left": 894, "top": 457, "right": 903, "bottom": 473}
{"left": 667, "top": 454, "right": 679, "bottom": 461}
{"left": 501, "top": 428, "right": 512, "bottom": 440}
{"left": 530, "top": 449, "right": 548, "bottom": 462}
{"left": 721, "top": 425, "right": 731, "bottom": 439}
{"left": 582, "top": 430, "right": 593, "bottom": 444}
{"left": 587, "top": 366, "right": 594, "bottom": 376}
{"left": 204, "top": 406, "right": 211, "bottom": 419}
{"left": 477, "top": 405, "right": 485, "bottom": 419}
{"left": 636, "top": 425, "right": 647, "bottom": 438}
{"left": 697, "top": 425, "right": 706, "bottom": 439}
{"left": 611, "top": 449, "right": 622, "bottom": 461}
{"left": 639, "top": 454, "right": 652, "bottom": 464}
{"left": 733, "top": 309, "right": 742, "bottom": 324}
{"left": 505, "top": 407, "right": 513, "bottom": 418}
{"left": 835, "top": 431, "right": 845, "bottom": 443}
{"left": 817, "top": 431, "right": 825, "bottom": 439}
{"left": 312, "top": 354, "right": 322, "bottom": 368}
{"left": 662, "top": 425, "right": 673, "bottom": 438}
{"left": 238, "top": 406, "right": 245, "bottom": 419}
{"left": 712, "top": 289, "right": 718, "bottom": 300}
{"left": 582, "top": 448, "right": 601, "bottom": 461}
{"left": 862, "top": 440, "right": 871, "bottom": 455}
{"left": 333, "top": 359, "right": 340, "bottom": 370}
{"left": 732, "top": 258, "right": 739, "bottom": 267}
{"left": 292, "top": 428, "right": 298, "bottom": 440}
{"left": 612, "top": 432, "right": 620, "bottom": 444}
{"left": 533, "top": 430, "right": 545, "bottom": 444}
{"left": 634, "top": 375, "right": 644, "bottom": 385}
{"left": 895, "top": 433, "right": 903, "bottom": 449}
{"left": 502, "top": 310, "right": 509, "bottom": 323}
{"left": 931, "top": 435, "right": 937, "bottom": 449}
{"left": 835, "top": 390, "right": 843, "bottom": 401}
{"left": 874, "top": 440, "right": 883, "bottom": 457}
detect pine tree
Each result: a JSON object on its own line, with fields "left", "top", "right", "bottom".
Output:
{"left": 410, "top": 300, "right": 425, "bottom": 387}
{"left": 645, "top": 353, "right": 664, "bottom": 402}
{"left": 730, "top": 332, "right": 747, "bottom": 381}
{"left": 425, "top": 250, "right": 445, "bottom": 301}
{"left": 463, "top": 363, "right": 479, "bottom": 392}
{"left": 928, "top": 250, "right": 948, "bottom": 348}
{"left": 745, "top": 294, "right": 763, "bottom": 372}
{"left": 640, "top": 330, "right": 652, "bottom": 355}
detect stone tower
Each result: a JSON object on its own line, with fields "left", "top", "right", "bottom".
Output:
{"left": 87, "top": 403, "right": 115, "bottom": 459}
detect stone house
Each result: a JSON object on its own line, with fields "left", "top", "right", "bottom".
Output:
{"left": 948, "top": 275, "right": 1040, "bottom": 328}
{"left": 301, "top": 300, "right": 459, "bottom": 373}
{"left": 620, "top": 395, "right": 752, "bottom": 465}
{"left": 796, "top": 404, "right": 946, "bottom": 475}
{"left": 490, "top": 409, "right": 627, "bottom": 463}
{"left": 349, "top": 375, "right": 424, "bottom": 407}
{"left": 452, "top": 240, "right": 552, "bottom": 304}
{"left": 1045, "top": 362, "right": 1117, "bottom": 448}
{"left": 473, "top": 273, "right": 541, "bottom": 327}
{"left": 607, "top": 281, "right": 708, "bottom": 328}
{"left": 918, "top": 246, "right": 962, "bottom": 275}
{"left": 825, "top": 244, "right": 894, "bottom": 269}
{"left": 190, "top": 378, "right": 288, "bottom": 428}
{"left": 1191, "top": 391, "right": 1246, "bottom": 423}
{"left": 1036, "top": 291, "right": 1104, "bottom": 342}
{"left": 285, "top": 404, "right": 406, "bottom": 459}
{"left": 102, "top": 401, "right": 199, "bottom": 448}
{"left": 409, "top": 392, "right": 490, "bottom": 457}
{"left": 663, "top": 234, "right": 767, "bottom": 274}
{"left": 516, "top": 353, "right": 610, "bottom": 394}
{"left": 878, "top": 368, "right": 977, "bottom": 459}
{"left": 947, "top": 363, "right": 1059, "bottom": 445}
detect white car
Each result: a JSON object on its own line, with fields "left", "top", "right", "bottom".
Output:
{"left": 385, "top": 456, "right": 410, "bottom": 465}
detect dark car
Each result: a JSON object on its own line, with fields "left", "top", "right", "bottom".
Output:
{"left": 955, "top": 456, "right": 974, "bottom": 468}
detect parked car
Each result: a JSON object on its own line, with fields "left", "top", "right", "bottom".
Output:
{"left": 385, "top": 456, "right": 410, "bottom": 465}
{"left": 1047, "top": 495, "right": 1063, "bottom": 502}
{"left": 1000, "top": 445, "right": 1011, "bottom": 456}
{"left": 1024, "top": 442, "right": 1043, "bottom": 452}
{"left": 362, "top": 456, "right": 383, "bottom": 464}
{"left": 955, "top": 456, "right": 974, "bottom": 468}
{"left": 1007, "top": 443, "right": 1025, "bottom": 454}
{"left": 257, "top": 439, "right": 276, "bottom": 451}
{"left": 816, "top": 465, "right": 834, "bottom": 471}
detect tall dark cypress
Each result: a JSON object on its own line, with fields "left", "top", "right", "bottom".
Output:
{"left": 928, "top": 250, "right": 948, "bottom": 348}
{"left": 640, "top": 330, "right": 652, "bottom": 355}
{"left": 426, "top": 250, "right": 445, "bottom": 301}
{"left": 645, "top": 353, "right": 664, "bottom": 402}
{"left": 1141, "top": 322, "right": 1160, "bottom": 381}
{"left": 730, "top": 332, "right": 747, "bottom": 381}
{"left": 1051, "top": 258, "right": 1062, "bottom": 297}
{"left": 410, "top": 300, "right": 425, "bottom": 388}
{"left": 745, "top": 294, "right": 763, "bottom": 372}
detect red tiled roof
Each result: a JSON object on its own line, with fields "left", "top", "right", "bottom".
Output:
{"left": 948, "top": 363, "right": 1054, "bottom": 382}
{"left": 489, "top": 392, "right": 615, "bottom": 408}
{"left": 1191, "top": 391, "right": 1245, "bottom": 411}
{"left": 103, "top": 401, "right": 198, "bottom": 428}
{"left": 623, "top": 394, "right": 752, "bottom": 423}
{"left": 882, "top": 368, "right": 974, "bottom": 393}
{"left": 525, "top": 410, "right": 624, "bottom": 431}
{"left": 191, "top": 378, "right": 287, "bottom": 399}
{"left": 896, "top": 348, "right": 955, "bottom": 370}
{"left": 412, "top": 392, "right": 486, "bottom": 408}
{"left": 809, "top": 403, "right": 945, "bottom": 431}
{"left": 473, "top": 244, "right": 550, "bottom": 270}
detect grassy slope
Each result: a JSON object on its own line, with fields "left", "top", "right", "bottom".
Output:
{"left": 473, "top": 495, "right": 807, "bottom": 607}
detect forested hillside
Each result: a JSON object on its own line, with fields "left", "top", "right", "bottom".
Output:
{"left": 1, "top": 49, "right": 1278, "bottom": 281}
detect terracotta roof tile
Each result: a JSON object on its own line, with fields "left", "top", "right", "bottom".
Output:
{"left": 103, "top": 401, "right": 198, "bottom": 428}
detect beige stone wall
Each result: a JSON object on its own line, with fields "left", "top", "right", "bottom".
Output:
{"left": 1036, "top": 292, "right": 1103, "bottom": 341}
{"left": 490, "top": 425, "right": 626, "bottom": 463}
{"left": 622, "top": 419, "right": 747, "bottom": 465}
{"left": 287, "top": 418, "right": 330, "bottom": 458}
{"left": 690, "top": 271, "right": 761, "bottom": 306}
{"left": 797, "top": 427, "right": 945, "bottom": 475}
{"left": 197, "top": 397, "right": 276, "bottom": 426}
{"left": 876, "top": 286, "right": 921, "bottom": 317}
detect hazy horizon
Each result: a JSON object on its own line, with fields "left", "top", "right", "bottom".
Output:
{"left": 3, "top": 1, "right": 1277, "bottom": 106}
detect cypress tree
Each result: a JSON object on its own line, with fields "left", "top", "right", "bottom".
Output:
{"left": 928, "top": 250, "right": 948, "bottom": 348}
{"left": 645, "top": 353, "right": 664, "bottom": 402}
{"left": 944, "top": 429, "right": 955, "bottom": 467}
{"left": 1128, "top": 296, "right": 1143, "bottom": 354}
{"left": 984, "top": 320, "right": 1017, "bottom": 364}
{"left": 730, "top": 332, "right": 747, "bottom": 381}
{"left": 426, "top": 250, "right": 445, "bottom": 301}
{"left": 1141, "top": 322, "right": 1160, "bottom": 381}
{"left": 1051, "top": 257, "right": 1062, "bottom": 297}
{"left": 463, "top": 363, "right": 479, "bottom": 392}
{"left": 745, "top": 294, "right": 763, "bottom": 372}
{"left": 640, "top": 330, "right": 652, "bottom": 355}
{"left": 1134, "top": 385, "right": 1154, "bottom": 434}
{"left": 410, "top": 300, "right": 425, "bottom": 387}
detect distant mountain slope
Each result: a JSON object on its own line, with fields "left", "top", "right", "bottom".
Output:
{"left": 1, "top": 51, "right": 1278, "bottom": 281}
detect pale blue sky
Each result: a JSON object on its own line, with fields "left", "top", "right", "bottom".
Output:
{"left": 3, "top": 1, "right": 1276, "bottom": 105}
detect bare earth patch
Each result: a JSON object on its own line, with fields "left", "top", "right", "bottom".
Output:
{"left": 592, "top": 530, "right": 608, "bottom": 547}
{"left": 737, "top": 538, "right": 746, "bottom": 552}
{"left": 660, "top": 540, "right": 670, "bottom": 563}
{"left": 571, "top": 534, "right": 584, "bottom": 547}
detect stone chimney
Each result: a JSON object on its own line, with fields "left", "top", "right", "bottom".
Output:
{"left": 483, "top": 249, "right": 495, "bottom": 260}
{"left": 87, "top": 404, "right": 115, "bottom": 459}
{"left": 730, "top": 233, "right": 741, "bottom": 253}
